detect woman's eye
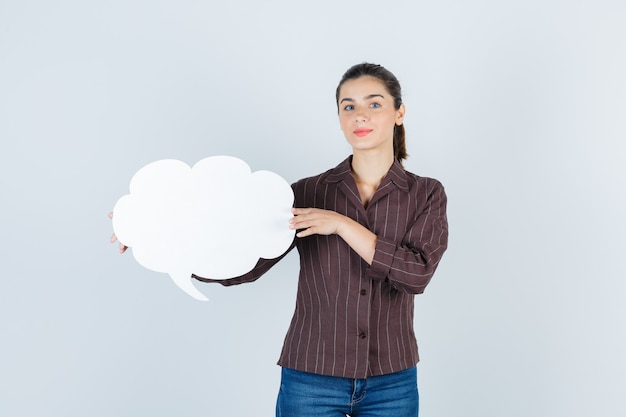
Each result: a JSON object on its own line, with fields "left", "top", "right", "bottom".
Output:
{"left": 370, "top": 102, "right": 381, "bottom": 108}
{"left": 344, "top": 105, "right": 355, "bottom": 111}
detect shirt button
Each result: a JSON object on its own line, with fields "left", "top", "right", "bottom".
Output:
{"left": 358, "top": 332, "right": 367, "bottom": 339}
{"left": 360, "top": 289, "right": 367, "bottom": 295}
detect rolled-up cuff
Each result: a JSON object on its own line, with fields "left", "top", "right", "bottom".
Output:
{"left": 365, "top": 236, "right": 396, "bottom": 282}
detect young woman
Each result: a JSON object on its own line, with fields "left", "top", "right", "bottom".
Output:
{"left": 112, "top": 62, "right": 448, "bottom": 416}
{"left": 194, "top": 63, "right": 449, "bottom": 416}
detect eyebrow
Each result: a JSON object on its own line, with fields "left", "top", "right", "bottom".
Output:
{"left": 340, "top": 94, "right": 385, "bottom": 104}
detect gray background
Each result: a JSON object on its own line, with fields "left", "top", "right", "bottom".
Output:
{"left": 1, "top": 0, "right": 625, "bottom": 416}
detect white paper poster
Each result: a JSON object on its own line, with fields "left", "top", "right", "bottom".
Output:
{"left": 112, "top": 156, "right": 295, "bottom": 301}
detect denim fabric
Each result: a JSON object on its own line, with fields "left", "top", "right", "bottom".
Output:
{"left": 276, "top": 366, "right": 419, "bottom": 417}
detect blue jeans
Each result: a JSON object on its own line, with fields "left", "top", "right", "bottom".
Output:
{"left": 276, "top": 366, "right": 419, "bottom": 417}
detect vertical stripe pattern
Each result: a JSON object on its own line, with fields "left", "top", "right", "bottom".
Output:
{"left": 193, "top": 156, "right": 448, "bottom": 378}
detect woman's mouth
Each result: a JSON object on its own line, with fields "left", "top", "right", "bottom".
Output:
{"left": 354, "top": 128, "right": 373, "bottom": 137}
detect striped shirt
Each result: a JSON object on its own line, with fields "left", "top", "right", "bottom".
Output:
{"left": 193, "top": 156, "right": 448, "bottom": 378}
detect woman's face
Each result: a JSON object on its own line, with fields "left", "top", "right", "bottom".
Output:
{"left": 337, "top": 76, "right": 405, "bottom": 155}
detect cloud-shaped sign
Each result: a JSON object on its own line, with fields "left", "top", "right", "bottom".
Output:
{"left": 112, "top": 156, "right": 294, "bottom": 301}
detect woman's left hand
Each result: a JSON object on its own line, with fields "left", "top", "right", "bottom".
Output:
{"left": 290, "top": 207, "right": 377, "bottom": 264}
{"left": 289, "top": 208, "right": 347, "bottom": 238}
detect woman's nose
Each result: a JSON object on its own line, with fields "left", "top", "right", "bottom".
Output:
{"left": 355, "top": 109, "right": 368, "bottom": 122}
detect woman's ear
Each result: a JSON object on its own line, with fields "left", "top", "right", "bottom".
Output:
{"left": 395, "top": 103, "right": 406, "bottom": 125}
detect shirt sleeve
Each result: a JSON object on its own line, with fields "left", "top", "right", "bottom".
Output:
{"left": 191, "top": 239, "right": 296, "bottom": 286}
{"left": 365, "top": 179, "right": 448, "bottom": 294}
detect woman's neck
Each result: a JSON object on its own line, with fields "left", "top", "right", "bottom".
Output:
{"left": 350, "top": 151, "right": 394, "bottom": 188}
{"left": 350, "top": 151, "right": 394, "bottom": 207}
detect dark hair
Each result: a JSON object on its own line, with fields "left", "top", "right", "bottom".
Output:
{"left": 335, "top": 62, "right": 408, "bottom": 164}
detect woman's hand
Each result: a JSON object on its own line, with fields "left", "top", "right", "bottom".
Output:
{"left": 289, "top": 207, "right": 377, "bottom": 264}
{"left": 108, "top": 212, "right": 128, "bottom": 254}
{"left": 289, "top": 208, "right": 347, "bottom": 238}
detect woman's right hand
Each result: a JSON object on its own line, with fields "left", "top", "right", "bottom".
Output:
{"left": 108, "top": 212, "right": 128, "bottom": 253}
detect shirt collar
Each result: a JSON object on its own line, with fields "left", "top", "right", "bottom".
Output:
{"left": 325, "top": 155, "right": 410, "bottom": 192}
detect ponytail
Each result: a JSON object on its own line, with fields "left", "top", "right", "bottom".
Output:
{"left": 393, "top": 124, "right": 408, "bottom": 166}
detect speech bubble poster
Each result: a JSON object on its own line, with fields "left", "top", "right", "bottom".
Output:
{"left": 112, "top": 155, "right": 295, "bottom": 301}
